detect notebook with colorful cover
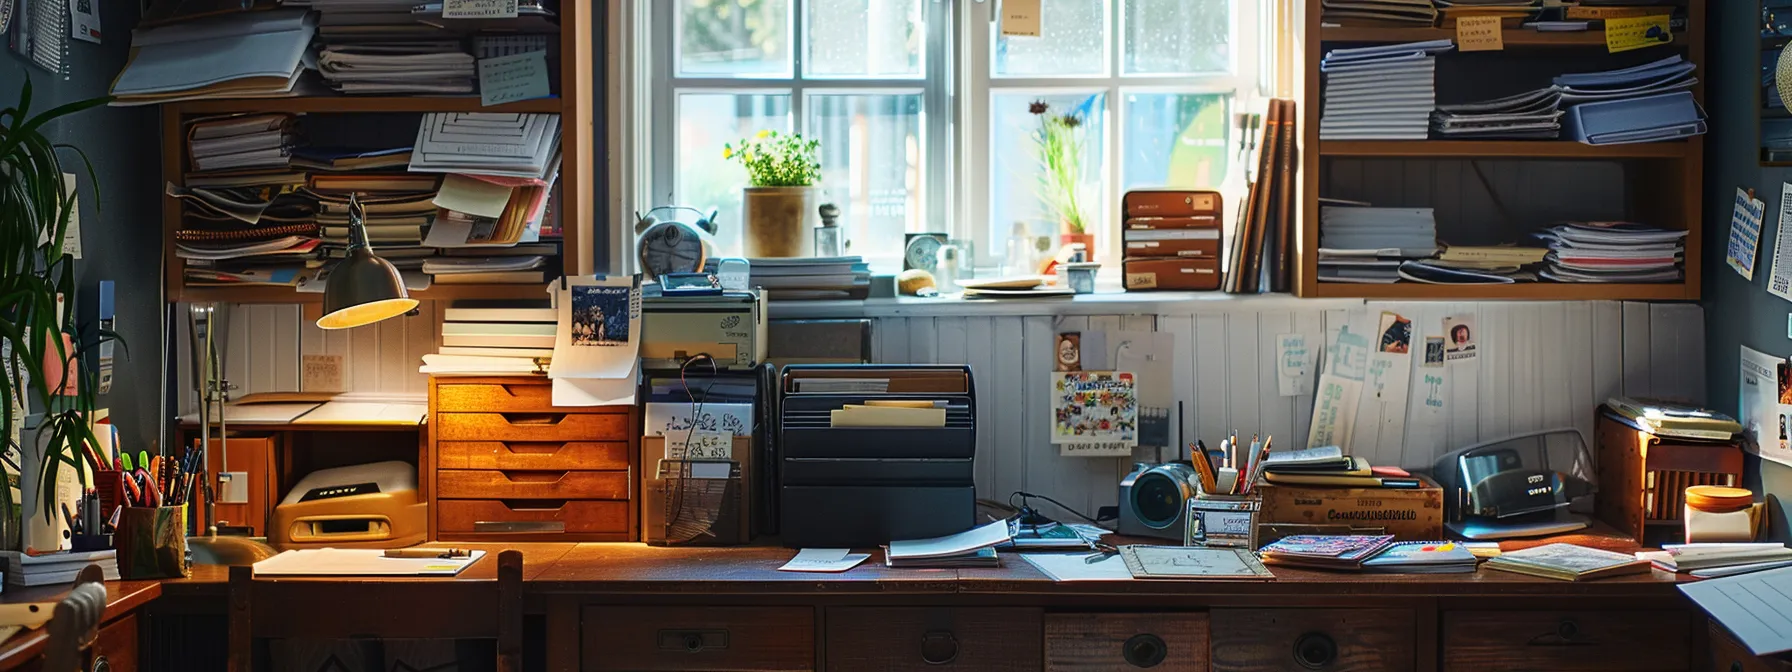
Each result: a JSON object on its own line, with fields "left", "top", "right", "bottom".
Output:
{"left": 1361, "top": 541, "right": 1478, "bottom": 573}
{"left": 1484, "top": 542, "right": 1651, "bottom": 581}
{"left": 1259, "top": 534, "right": 1397, "bottom": 569}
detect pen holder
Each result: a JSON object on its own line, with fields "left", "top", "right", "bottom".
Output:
{"left": 116, "top": 506, "right": 189, "bottom": 579}
{"left": 1184, "top": 493, "right": 1261, "bottom": 550}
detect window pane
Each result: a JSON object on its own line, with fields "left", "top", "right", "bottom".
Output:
{"left": 989, "top": 93, "right": 1107, "bottom": 260}
{"left": 676, "top": 93, "right": 793, "bottom": 257}
{"left": 678, "top": 0, "right": 792, "bottom": 77}
{"left": 1123, "top": 0, "right": 1230, "bottom": 75}
{"left": 806, "top": 0, "right": 923, "bottom": 77}
{"left": 806, "top": 93, "right": 925, "bottom": 268}
{"left": 994, "top": 0, "right": 1105, "bottom": 77}
{"left": 1123, "top": 93, "right": 1231, "bottom": 190}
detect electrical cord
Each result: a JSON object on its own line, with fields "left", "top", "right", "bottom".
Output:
{"left": 1009, "top": 490, "right": 1116, "bottom": 531}
{"left": 665, "top": 353, "right": 718, "bottom": 537}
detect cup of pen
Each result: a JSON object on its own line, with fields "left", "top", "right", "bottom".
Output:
{"left": 1184, "top": 493, "right": 1261, "bottom": 550}
{"left": 116, "top": 506, "right": 189, "bottom": 579}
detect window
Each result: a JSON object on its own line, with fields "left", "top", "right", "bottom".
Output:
{"left": 647, "top": 0, "right": 1263, "bottom": 272}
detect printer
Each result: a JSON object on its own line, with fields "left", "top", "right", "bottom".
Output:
{"left": 641, "top": 286, "right": 767, "bottom": 371}
{"left": 778, "top": 365, "right": 976, "bottom": 547}
{"left": 1432, "top": 428, "right": 1597, "bottom": 540}
{"left": 268, "top": 461, "right": 427, "bottom": 550}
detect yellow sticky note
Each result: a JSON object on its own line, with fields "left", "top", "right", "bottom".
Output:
{"left": 1456, "top": 16, "right": 1504, "bottom": 52}
{"left": 1605, "top": 15, "right": 1672, "bottom": 53}
{"left": 1001, "top": 0, "right": 1042, "bottom": 37}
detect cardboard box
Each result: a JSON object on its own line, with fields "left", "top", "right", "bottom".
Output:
{"left": 1254, "top": 475, "right": 1444, "bottom": 541}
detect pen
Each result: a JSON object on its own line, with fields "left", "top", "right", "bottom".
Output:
{"left": 384, "top": 548, "right": 470, "bottom": 559}
{"left": 60, "top": 502, "right": 75, "bottom": 533}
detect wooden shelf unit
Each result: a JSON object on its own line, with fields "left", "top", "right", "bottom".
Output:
{"left": 1298, "top": 2, "right": 1706, "bottom": 301}
{"left": 160, "top": 5, "right": 595, "bottom": 304}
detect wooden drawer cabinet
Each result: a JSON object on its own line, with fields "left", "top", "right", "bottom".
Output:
{"left": 436, "top": 469, "right": 629, "bottom": 500}
{"left": 1210, "top": 608, "right": 1414, "bottom": 672}
{"left": 1442, "top": 610, "right": 1691, "bottom": 672}
{"left": 435, "top": 381, "right": 562, "bottom": 412}
{"left": 1711, "top": 621, "right": 1792, "bottom": 672}
{"left": 437, "top": 499, "right": 628, "bottom": 536}
{"left": 825, "top": 607, "right": 1042, "bottom": 671}
{"left": 437, "top": 441, "right": 628, "bottom": 470}
{"left": 1045, "top": 612, "right": 1208, "bottom": 671}
{"left": 435, "top": 412, "right": 630, "bottom": 442}
{"left": 581, "top": 606, "right": 814, "bottom": 671}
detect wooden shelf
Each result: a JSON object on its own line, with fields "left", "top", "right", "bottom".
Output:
{"left": 176, "top": 283, "right": 553, "bottom": 304}
{"left": 1320, "top": 26, "right": 1611, "bottom": 46}
{"left": 1303, "top": 282, "right": 1697, "bottom": 301}
{"left": 169, "top": 95, "right": 564, "bottom": 115}
{"left": 1320, "top": 140, "right": 1690, "bottom": 159}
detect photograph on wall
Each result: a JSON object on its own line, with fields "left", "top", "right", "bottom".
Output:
{"left": 1443, "top": 315, "right": 1477, "bottom": 361}
{"left": 571, "top": 285, "right": 632, "bottom": 346}
{"left": 1423, "top": 336, "right": 1445, "bottom": 367}
{"left": 1050, "top": 371, "right": 1138, "bottom": 446}
{"left": 1378, "top": 311, "right": 1412, "bottom": 353}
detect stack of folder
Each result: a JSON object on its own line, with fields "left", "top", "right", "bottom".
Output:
{"left": 705, "top": 257, "right": 872, "bottom": 301}
{"left": 1317, "top": 206, "right": 1439, "bottom": 283}
{"left": 1636, "top": 543, "right": 1792, "bottom": 579}
{"left": 1319, "top": 40, "right": 1452, "bottom": 141}
{"left": 111, "top": 10, "right": 316, "bottom": 105}
{"left": 1603, "top": 396, "right": 1743, "bottom": 441}
{"left": 1535, "top": 221, "right": 1686, "bottom": 283}
{"left": 1318, "top": 0, "right": 1437, "bottom": 26}
{"left": 1554, "top": 56, "right": 1705, "bottom": 145}
{"left": 318, "top": 42, "right": 476, "bottom": 95}
{"left": 300, "top": 0, "right": 556, "bottom": 96}
{"left": 409, "top": 113, "right": 563, "bottom": 181}
{"left": 1431, "top": 87, "right": 1564, "bottom": 139}
{"left": 1435, "top": 0, "right": 1542, "bottom": 27}
{"left": 1260, "top": 446, "right": 1423, "bottom": 488}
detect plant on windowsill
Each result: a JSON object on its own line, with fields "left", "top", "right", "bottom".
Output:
{"left": 725, "top": 129, "right": 821, "bottom": 258}
{"left": 1029, "top": 98, "right": 1094, "bottom": 258}
{"left": 0, "top": 82, "right": 119, "bottom": 552}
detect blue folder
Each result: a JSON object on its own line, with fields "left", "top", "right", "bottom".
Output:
{"left": 1563, "top": 91, "right": 1707, "bottom": 145}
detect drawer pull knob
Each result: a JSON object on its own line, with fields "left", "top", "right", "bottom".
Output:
{"left": 1293, "top": 632, "right": 1337, "bottom": 669}
{"left": 658, "top": 629, "right": 728, "bottom": 653}
{"left": 1731, "top": 663, "right": 1743, "bottom": 672}
{"left": 91, "top": 656, "right": 110, "bottom": 672}
{"left": 1123, "top": 633, "right": 1167, "bottom": 668}
{"left": 920, "top": 630, "right": 959, "bottom": 665}
{"left": 1556, "top": 619, "right": 1581, "bottom": 641}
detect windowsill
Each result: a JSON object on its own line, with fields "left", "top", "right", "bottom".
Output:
{"left": 766, "top": 291, "right": 1367, "bottom": 319}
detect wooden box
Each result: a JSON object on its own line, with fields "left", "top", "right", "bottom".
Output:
{"left": 1593, "top": 412, "right": 1745, "bottom": 543}
{"left": 1254, "top": 475, "right": 1444, "bottom": 541}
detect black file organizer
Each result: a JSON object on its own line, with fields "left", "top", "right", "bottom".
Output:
{"left": 778, "top": 365, "right": 976, "bottom": 548}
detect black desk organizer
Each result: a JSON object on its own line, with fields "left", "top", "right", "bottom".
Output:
{"left": 778, "top": 365, "right": 977, "bottom": 548}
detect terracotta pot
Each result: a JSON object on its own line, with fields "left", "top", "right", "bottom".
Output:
{"left": 742, "top": 187, "right": 816, "bottom": 258}
{"left": 1059, "top": 232, "right": 1095, "bottom": 261}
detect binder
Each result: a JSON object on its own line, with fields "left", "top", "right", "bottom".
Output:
{"left": 1563, "top": 91, "right": 1707, "bottom": 145}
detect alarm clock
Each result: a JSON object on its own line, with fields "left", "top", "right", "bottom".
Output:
{"left": 635, "top": 206, "right": 718, "bottom": 281}
{"left": 904, "top": 233, "right": 948, "bottom": 272}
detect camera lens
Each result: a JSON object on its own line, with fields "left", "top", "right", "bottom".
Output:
{"left": 1133, "top": 472, "right": 1181, "bottom": 528}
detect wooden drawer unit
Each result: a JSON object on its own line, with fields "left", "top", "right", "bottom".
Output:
{"left": 436, "top": 469, "right": 628, "bottom": 500}
{"left": 826, "top": 607, "right": 1042, "bottom": 671}
{"left": 1712, "top": 621, "right": 1792, "bottom": 672}
{"left": 1045, "top": 612, "right": 1208, "bottom": 671}
{"left": 437, "top": 499, "right": 628, "bottom": 536}
{"left": 1210, "top": 608, "right": 1414, "bottom": 672}
{"left": 581, "top": 606, "right": 814, "bottom": 671}
{"left": 434, "top": 412, "right": 630, "bottom": 442}
{"left": 437, "top": 441, "right": 628, "bottom": 470}
{"left": 90, "top": 612, "right": 139, "bottom": 672}
{"left": 435, "top": 380, "right": 562, "bottom": 412}
{"left": 1442, "top": 610, "right": 1691, "bottom": 672}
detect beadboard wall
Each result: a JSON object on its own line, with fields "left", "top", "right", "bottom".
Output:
{"left": 176, "top": 299, "right": 1704, "bottom": 521}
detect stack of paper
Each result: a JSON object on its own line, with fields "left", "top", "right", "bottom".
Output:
{"left": 423, "top": 255, "right": 548, "bottom": 284}
{"left": 427, "top": 299, "right": 557, "bottom": 362}
{"left": 1318, "top": 207, "right": 1439, "bottom": 283}
{"left": 1535, "top": 221, "right": 1687, "bottom": 283}
{"left": 884, "top": 520, "right": 1011, "bottom": 569}
{"left": 1638, "top": 543, "right": 1792, "bottom": 578}
{"left": 1435, "top": 0, "right": 1542, "bottom": 27}
{"left": 1319, "top": 40, "right": 1452, "bottom": 140}
{"left": 187, "top": 113, "right": 296, "bottom": 172}
{"left": 1431, "top": 87, "right": 1564, "bottom": 139}
{"left": 705, "top": 257, "right": 871, "bottom": 301}
{"left": 0, "top": 549, "right": 119, "bottom": 587}
{"left": 1258, "top": 535, "right": 1397, "bottom": 570}
{"left": 318, "top": 42, "right": 476, "bottom": 94}
{"left": 426, "top": 174, "right": 552, "bottom": 248}
{"left": 1484, "top": 542, "right": 1651, "bottom": 581}
{"left": 1554, "top": 56, "right": 1704, "bottom": 145}
{"left": 111, "top": 10, "right": 316, "bottom": 105}
{"left": 409, "top": 113, "right": 563, "bottom": 180}
{"left": 1319, "top": 0, "right": 1437, "bottom": 25}
{"left": 1604, "top": 396, "right": 1743, "bottom": 441}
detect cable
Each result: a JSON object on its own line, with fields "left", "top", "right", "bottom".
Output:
{"left": 665, "top": 353, "right": 718, "bottom": 538}
{"left": 1009, "top": 490, "right": 1114, "bottom": 528}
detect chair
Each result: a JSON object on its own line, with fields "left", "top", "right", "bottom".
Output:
{"left": 228, "top": 549, "right": 524, "bottom": 671}
{"left": 40, "top": 564, "right": 108, "bottom": 672}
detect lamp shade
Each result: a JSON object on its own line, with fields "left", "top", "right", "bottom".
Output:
{"left": 1779, "top": 45, "right": 1792, "bottom": 110}
{"left": 316, "top": 194, "right": 418, "bottom": 329}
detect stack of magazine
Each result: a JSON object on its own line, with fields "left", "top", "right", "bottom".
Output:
{"left": 1431, "top": 87, "right": 1564, "bottom": 139}
{"left": 1535, "top": 221, "right": 1687, "bottom": 283}
{"left": 1319, "top": 40, "right": 1453, "bottom": 141}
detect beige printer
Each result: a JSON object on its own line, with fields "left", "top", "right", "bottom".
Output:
{"left": 268, "top": 460, "right": 427, "bottom": 550}
{"left": 641, "top": 288, "right": 767, "bottom": 370}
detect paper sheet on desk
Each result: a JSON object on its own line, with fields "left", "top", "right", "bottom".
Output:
{"left": 779, "top": 549, "right": 871, "bottom": 573}
{"left": 1021, "top": 553, "right": 1133, "bottom": 581}
{"left": 254, "top": 549, "right": 485, "bottom": 577}
{"left": 1679, "top": 564, "right": 1792, "bottom": 655}
{"left": 291, "top": 401, "right": 427, "bottom": 426}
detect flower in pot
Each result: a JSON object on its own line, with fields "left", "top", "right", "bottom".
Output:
{"left": 724, "top": 129, "right": 820, "bottom": 258}
{"left": 1029, "top": 99, "right": 1094, "bottom": 258}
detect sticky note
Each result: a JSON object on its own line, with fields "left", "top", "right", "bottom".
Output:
{"left": 443, "top": 0, "right": 517, "bottom": 19}
{"left": 478, "top": 50, "right": 551, "bottom": 107}
{"left": 1001, "top": 0, "right": 1041, "bottom": 37}
{"left": 1605, "top": 15, "right": 1672, "bottom": 53}
{"left": 1456, "top": 16, "right": 1504, "bottom": 52}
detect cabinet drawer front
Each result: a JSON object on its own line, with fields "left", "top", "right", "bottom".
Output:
{"left": 434, "top": 412, "right": 629, "bottom": 442}
{"left": 1210, "top": 608, "right": 1414, "bottom": 672}
{"left": 826, "top": 607, "right": 1042, "bottom": 671}
{"left": 1443, "top": 610, "right": 1690, "bottom": 672}
{"left": 93, "top": 613, "right": 139, "bottom": 672}
{"left": 1712, "top": 621, "right": 1792, "bottom": 672}
{"left": 436, "top": 381, "right": 559, "bottom": 413}
{"left": 436, "top": 441, "right": 628, "bottom": 470}
{"left": 436, "top": 469, "right": 629, "bottom": 500}
{"left": 437, "top": 499, "right": 628, "bottom": 535}
{"left": 1046, "top": 612, "right": 1208, "bottom": 672}
{"left": 582, "top": 606, "right": 814, "bottom": 671}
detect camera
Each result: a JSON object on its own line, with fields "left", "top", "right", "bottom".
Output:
{"left": 1118, "top": 461, "right": 1203, "bottom": 540}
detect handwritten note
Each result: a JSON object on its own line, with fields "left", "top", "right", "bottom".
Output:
{"left": 444, "top": 0, "right": 517, "bottom": 19}
{"left": 1307, "top": 374, "right": 1361, "bottom": 451}
{"left": 1060, "top": 442, "right": 1135, "bottom": 457}
{"left": 1001, "top": 0, "right": 1042, "bottom": 37}
{"left": 1277, "top": 333, "right": 1312, "bottom": 397}
{"left": 1605, "top": 14, "right": 1672, "bottom": 53}
{"left": 1332, "top": 327, "right": 1370, "bottom": 382}
{"left": 1456, "top": 16, "right": 1504, "bottom": 52}
{"left": 59, "top": 173, "right": 81, "bottom": 259}
{"left": 1125, "top": 271, "right": 1157, "bottom": 289}
{"left": 666, "top": 430, "right": 732, "bottom": 460}
{"left": 1422, "top": 371, "right": 1447, "bottom": 415}
{"left": 1730, "top": 187, "right": 1767, "bottom": 281}
{"left": 479, "top": 51, "right": 551, "bottom": 106}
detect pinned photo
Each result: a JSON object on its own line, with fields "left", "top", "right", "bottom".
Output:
{"left": 1378, "top": 312, "right": 1412, "bottom": 353}
{"left": 571, "top": 285, "right": 632, "bottom": 346}
{"left": 1443, "top": 315, "right": 1476, "bottom": 361}
{"left": 1423, "top": 337, "right": 1445, "bottom": 367}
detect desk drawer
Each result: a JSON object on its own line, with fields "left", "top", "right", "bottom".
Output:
{"left": 436, "top": 441, "right": 628, "bottom": 470}
{"left": 434, "top": 412, "right": 629, "bottom": 442}
{"left": 826, "top": 607, "right": 1042, "bottom": 671}
{"left": 1046, "top": 612, "right": 1208, "bottom": 671}
{"left": 437, "top": 499, "right": 628, "bottom": 535}
{"left": 435, "top": 381, "right": 559, "bottom": 413}
{"left": 436, "top": 469, "right": 628, "bottom": 500}
{"left": 1712, "top": 621, "right": 1792, "bottom": 672}
{"left": 1443, "top": 610, "right": 1690, "bottom": 672}
{"left": 1210, "top": 608, "right": 1414, "bottom": 672}
{"left": 582, "top": 606, "right": 814, "bottom": 671}
{"left": 92, "top": 612, "right": 139, "bottom": 672}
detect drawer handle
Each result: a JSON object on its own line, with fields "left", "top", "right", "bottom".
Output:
{"left": 503, "top": 413, "right": 566, "bottom": 425}
{"left": 1293, "top": 632, "right": 1337, "bottom": 669}
{"left": 506, "top": 442, "right": 571, "bottom": 455}
{"left": 1528, "top": 619, "right": 1592, "bottom": 646}
{"left": 1730, "top": 663, "right": 1743, "bottom": 672}
{"left": 500, "top": 499, "right": 568, "bottom": 512}
{"left": 920, "top": 630, "right": 959, "bottom": 665}
{"left": 91, "top": 656, "right": 111, "bottom": 672}
{"left": 658, "top": 629, "right": 729, "bottom": 653}
{"left": 1123, "top": 633, "right": 1167, "bottom": 668}
{"left": 1556, "top": 619, "right": 1580, "bottom": 641}
{"left": 502, "top": 471, "right": 569, "bottom": 484}
{"left": 473, "top": 521, "right": 566, "bottom": 533}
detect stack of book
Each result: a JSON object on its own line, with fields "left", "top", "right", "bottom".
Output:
{"left": 318, "top": 42, "right": 476, "bottom": 95}
{"left": 1555, "top": 56, "right": 1704, "bottom": 145}
{"left": 709, "top": 257, "right": 871, "bottom": 301}
{"left": 188, "top": 113, "right": 296, "bottom": 173}
{"left": 1535, "top": 221, "right": 1687, "bottom": 283}
{"left": 1, "top": 549, "right": 120, "bottom": 587}
{"left": 1361, "top": 541, "right": 1480, "bottom": 574}
{"left": 1260, "top": 446, "right": 1422, "bottom": 488}
{"left": 1318, "top": 0, "right": 1437, "bottom": 25}
{"left": 1224, "top": 99, "right": 1300, "bottom": 294}
{"left": 1319, "top": 40, "right": 1452, "bottom": 141}
{"left": 1430, "top": 87, "right": 1564, "bottom": 139}
{"left": 299, "top": 0, "right": 555, "bottom": 96}
{"left": 1435, "top": 0, "right": 1542, "bottom": 27}
{"left": 1637, "top": 543, "right": 1792, "bottom": 578}
{"left": 111, "top": 10, "right": 316, "bottom": 105}
{"left": 1258, "top": 535, "right": 1397, "bottom": 570}
{"left": 1483, "top": 542, "right": 1651, "bottom": 581}
{"left": 1604, "top": 396, "right": 1743, "bottom": 441}
{"left": 435, "top": 299, "right": 556, "bottom": 360}
{"left": 1318, "top": 206, "right": 1440, "bottom": 283}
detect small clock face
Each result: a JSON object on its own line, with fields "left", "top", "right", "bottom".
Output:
{"left": 905, "top": 234, "right": 944, "bottom": 271}
{"left": 639, "top": 222, "right": 706, "bottom": 277}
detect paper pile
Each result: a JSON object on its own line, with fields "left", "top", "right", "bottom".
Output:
{"left": 1317, "top": 207, "right": 1440, "bottom": 283}
{"left": 1435, "top": 0, "right": 1542, "bottom": 26}
{"left": 318, "top": 42, "right": 476, "bottom": 95}
{"left": 410, "top": 113, "right": 562, "bottom": 180}
{"left": 1431, "top": 87, "right": 1564, "bottom": 139}
{"left": 704, "top": 257, "right": 871, "bottom": 301}
{"left": 1535, "top": 221, "right": 1686, "bottom": 283}
{"left": 1319, "top": 0, "right": 1437, "bottom": 25}
{"left": 111, "top": 10, "right": 316, "bottom": 105}
{"left": 1318, "top": 40, "right": 1452, "bottom": 141}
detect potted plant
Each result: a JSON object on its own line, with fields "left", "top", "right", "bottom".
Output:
{"left": 0, "top": 82, "right": 117, "bottom": 552}
{"left": 725, "top": 130, "right": 821, "bottom": 258}
{"left": 1028, "top": 99, "right": 1093, "bottom": 258}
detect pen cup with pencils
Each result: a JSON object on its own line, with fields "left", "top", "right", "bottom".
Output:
{"left": 1184, "top": 494, "right": 1261, "bottom": 550}
{"left": 117, "top": 506, "right": 189, "bottom": 579}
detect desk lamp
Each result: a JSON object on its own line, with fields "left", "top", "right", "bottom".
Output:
{"left": 186, "top": 304, "right": 276, "bottom": 566}
{"left": 316, "top": 193, "right": 418, "bottom": 329}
